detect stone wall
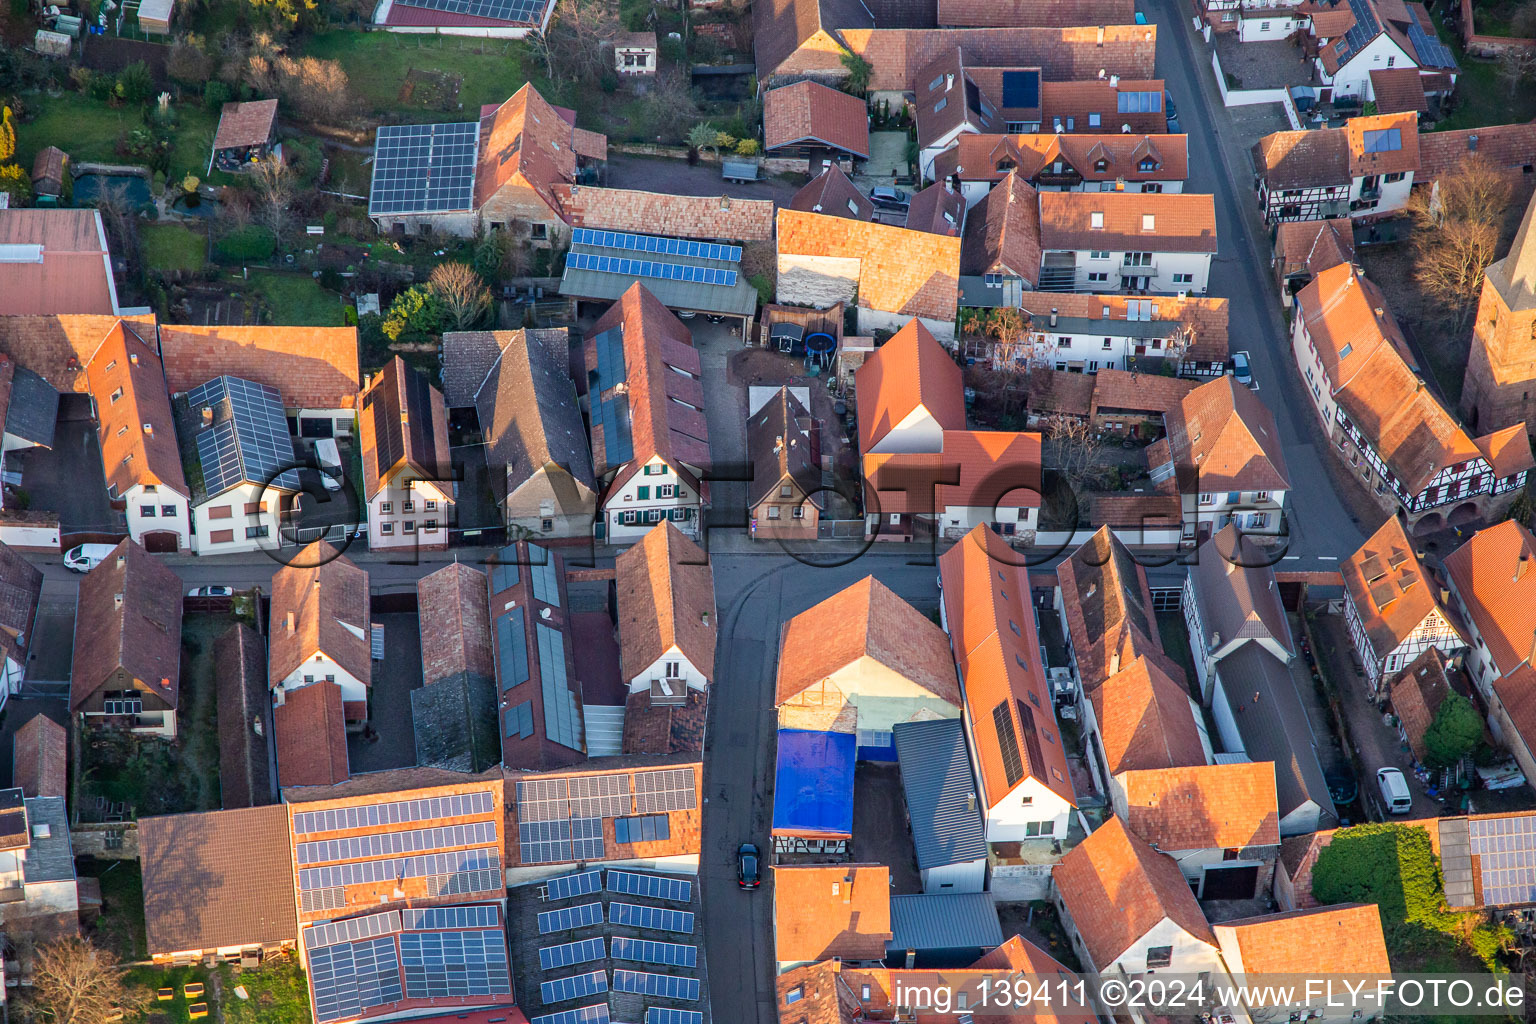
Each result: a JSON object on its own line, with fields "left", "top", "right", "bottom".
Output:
{"left": 72, "top": 822, "right": 139, "bottom": 861}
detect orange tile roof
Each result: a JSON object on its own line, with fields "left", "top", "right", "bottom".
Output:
{"left": 0, "top": 210, "right": 118, "bottom": 316}
{"left": 935, "top": 429, "right": 1042, "bottom": 509}
{"left": 1474, "top": 423, "right": 1536, "bottom": 479}
{"left": 1037, "top": 78, "right": 1169, "bottom": 135}
{"left": 1273, "top": 218, "right": 1355, "bottom": 276}
{"left": 554, "top": 185, "right": 774, "bottom": 241}
{"left": 789, "top": 165, "right": 874, "bottom": 221}
{"left": 764, "top": 80, "right": 871, "bottom": 158}
{"left": 1345, "top": 112, "right": 1420, "bottom": 177}
{"left": 938, "top": 0, "right": 1134, "bottom": 26}
{"left": 1342, "top": 515, "right": 1449, "bottom": 662}
{"left": 1369, "top": 68, "right": 1428, "bottom": 114}
{"left": 939, "top": 524, "right": 1076, "bottom": 808}
{"left": 269, "top": 540, "right": 372, "bottom": 689}
{"left": 853, "top": 318, "right": 966, "bottom": 452}
{"left": 1418, "top": 123, "right": 1536, "bottom": 181}
{"left": 1089, "top": 368, "right": 1197, "bottom": 417}
{"left": 212, "top": 99, "right": 278, "bottom": 151}
{"left": 1088, "top": 654, "right": 1207, "bottom": 773}
{"left": 773, "top": 863, "right": 892, "bottom": 964}
{"left": 358, "top": 355, "right": 452, "bottom": 502}
{"left": 1017, "top": 291, "right": 1231, "bottom": 363}
{"left": 1038, "top": 191, "right": 1217, "bottom": 254}
{"left": 615, "top": 521, "right": 717, "bottom": 682}
{"left": 1214, "top": 904, "right": 1392, "bottom": 974}
{"left": 1056, "top": 526, "right": 1181, "bottom": 691}
{"left": 85, "top": 320, "right": 188, "bottom": 499}
{"left": 1444, "top": 519, "right": 1536, "bottom": 677}
{"left": 1388, "top": 647, "right": 1450, "bottom": 762}
{"left": 1492, "top": 663, "right": 1536, "bottom": 761}
{"left": 1119, "top": 761, "right": 1281, "bottom": 850}
{"left": 776, "top": 576, "right": 960, "bottom": 706}
{"left": 1164, "top": 376, "right": 1290, "bottom": 494}
{"left": 158, "top": 325, "right": 360, "bottom": 411}
{"left": 1053, "top": 816, "right": 1215, "bottom": 968}
{"left": 274, "top": 679, "right": 350, "bottom": 789}
{"left": 905, "top": 182, "right": 966, "bottom": 237}
{"left": 777, "top": 208, "right": 962, "bottom": 324}
{"left": 959, "top": 170, "right": 1040, "bottom": 279}
{"left": 474, "top": 84, "right": 605, "bottom": 214}
{"left": 0, "top": 313, "right": 154, "bottom": 392}
{"left": 914, "top": 48, "right": 996, "bottom": 149}
{"left": 934, "top": 132, "right": 1190, "bottom": 186}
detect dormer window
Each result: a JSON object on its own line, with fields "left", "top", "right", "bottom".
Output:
{"left": 1095, "top": 159, "right": 1108, "bottom": 172}
{"left": 1139, "top": 158, "right": 1157, "bottom": 171}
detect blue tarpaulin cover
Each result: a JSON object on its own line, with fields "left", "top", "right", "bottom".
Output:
{"left": 772, "top": 729, "right": 855, "bottom": 837}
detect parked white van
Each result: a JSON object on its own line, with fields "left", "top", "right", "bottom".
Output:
{"left": 1377, "top": 767, "right": 1412, "bottom": 814}
{"left": 314, "top": 438, "right": 344, "bottom": 493}
{"left": 64, "top": 544, "right": 118, "bottom": 573}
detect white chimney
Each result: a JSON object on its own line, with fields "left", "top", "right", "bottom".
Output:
{"left": 945, "top": 73, "right": 955, "bottom": 91}
{"left": 1109, "top": 74, "right": 1119, "bottom": 87}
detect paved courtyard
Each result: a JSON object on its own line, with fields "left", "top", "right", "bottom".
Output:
{"left": 604, "top": 154, "right": 799, "bottom": 207}
{"left": 1213, "top": 33, "right": 1319, "bottom": 91}
{"left": 347, "top": 611, "right": 423, "bottom": 773}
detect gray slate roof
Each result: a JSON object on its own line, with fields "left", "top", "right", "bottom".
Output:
{"left": 1189, "top": 531, "right": 1295, "bottom": 658}
{"left": 472, "top": 329, "right": 597, "bottom": 501}
{"left": 5, "top": 366, "right": 57, "bottom": 449}
{"left": 886, "top": 892, "right": 1004, "bottom": 953}
{"left": 21, "top": 797, "right": 73, "bottom": 883}
{"left": 893, "top": 718, "right": 987, "bottom": 871}
{"left": 411, "top": 674, "right": 501, "bottom": 773}
{"left": 1439, "top": 816, "right": 1475, "bottom": 908}
{"left": 1216, "top": 644, "right": 1338, "bottom": 828}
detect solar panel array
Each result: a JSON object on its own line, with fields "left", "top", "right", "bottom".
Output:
{"left": 610, "top": 937, "right": 698, "bottom": 968}
{"left": 516, "top": 772, "right": 692, "bottom": 864}
{"left": 309, "top": 935, "right": 403, "bottom": 1023}
{"left": 533, "top": 1005, "right": 611, "bottom": 1024}
{"left": 541, "top": 969, "right": 609, "bottom": 1004}
{"left": 402, "top": 905, "right": 500, "bottom": 930}
{"left": 538, "top": 901, "right": 604, "bottom": 935}
{"left": 521, "top": 819, "right": 575, "bottom": 867}
{"left": 571, "top": 775, "right": 630, "bottom": 818}
{"left": 609, "top": 902, "right": 694, "bottom": 934}
{"left": 591, "top": 326, "right": 627, "bottom": 392}
{"left": 538, "top": 622, "right": 584, "bottom": 753}
{"left": 531, "top": 545, "right": 562, "bottom": 606}
{"left": 1406, "top": 7, "right": 1456, "bottom": 67}
{"left": 607, "top": 870, "right": 692, "bottom": 904}
{"left": 400, "top": 929, "right": 510, "bottom": 999}
{"left": 573, "top": 228, "right": 741, "bottom": 263}
{"left": 539, "top": 937, "right": 606, "bottom": 970}
{"left": 635, "top": 769, "right": 697, "bottom": 814}
{"left": 186, "top": 376, "right": 300, "bottom": 495}
{"left": 1340, "top": 0, "right": 1379, "bottom": 60}
{"left": 590, "top": 392, "right": 634, "bottom": 466}
{"left": 299, "top": 849, "right": 501, "bottom": 891}
{"left": 395, "top": 0, "right": 548, "bottom": 25}
{"left": 646, "top": 1010, "right": 703, "bottom": 1024}
{"left": 1471, "top": 816, "right": 1536, "bottom": 906}
{"left": 612, "top": 970, "right": 700, "bottom": 1001}
{"left": 297, "top": 821, "right": 499, "bottom": 865}
{"left": 294, "top": 791, "right": 495, "bottom": 834}
{"left": 567, "top": 251, "right": 739, "bottom": 289}
{"left": 369, "top": 122, "right": 479, "bottom": 216}
{"left": 1362, "top": 127, "right": 1403, "bottom": 153}
{"left": 303, "top": 912, "right": 401, "bottom": 951}
{"left": 547, "top": 869, "right": 604, "bottom": 900}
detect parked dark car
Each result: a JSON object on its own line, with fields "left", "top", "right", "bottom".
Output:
{"left": 737, "top": 842, "right": 761, "bottom": 889}
{"left": 1165, "top": 91, "right": 1181, "bottom": 133}
{"left": 869, "top": 186, "right": 910, "bottom": 211}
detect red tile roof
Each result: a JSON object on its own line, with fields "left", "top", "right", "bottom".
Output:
{"left": 11, "top": 714, "right": 66, "bottom": 799}
{"left": 212, "top": 99, "right": 278, "bottom": 151}
{"left": 1056, "top": 526, "right": 1180, "bottom": 691}
{"left": 776, "top": 576, "right": 960, "bottom": 706}
{"left": 159, "top": 325, "right": 360, "bottom": 411}
{"left": 773, "top": 863, "right": 892, "bottom": 964}
{"left": 931, "top": 429, "right": 1042, "bottom": 510}
{"left": 1089, "top": 368, "right": 1197, "bottom": 417}
{"left": 1038, "top": 191, "right": 1217, "bottom": 253}
{"left": 789, "top": 165, "right": 874, "bottom": 221}
{"left": 1252, "top": 128, "right": 1350, "bottom": 190}
{"left": 935, "top": 132, "right": 1190, "bottom": 187}
{"left": 764, "top": 80, "right": 871, "bottom": 158}
{"left": 358, "top": 355, "right": 452, "bottom": 502}
{"left": 1345, "top": 112, "right": 1420, "bottom": 177}
{"left": 854, "top": 318, "right": 966, "bottom": 452}
{"left": 914, "top": 48, "right": 996, "bottom": 149}
{"left": 1475, "top": 423, "right": 1536, "bottom": 479}
{"left": 274, "top": 679, "right": 350, "bottom": 789}
{"left": 939, "top": 524, "right": 1076, "bottom": 808}
{"left": 1342, "top": 515, "right": 1449, "bottom": 663}
{"left": 960, "top": 170, "right": 1040, "bottom": 280}
{"left": 0, "top": 210, "right": 118, "bottom": 316}
{"left": 1120, "top": 761, "right": 1281, "bottom": 850}
{"left": 416, "top": 562, "right": 495, "bottom": 688}
{"left": 1277, "top": 828, "right": 1334, "bottom": 909}
{"left": 85, "top": 320, "right": 188, "bottom": 499}
{"left": 1418, "top": 123, "right": 1536, "bottom": 181}
{"left": 778, "top": 208, "right": 962, "bottom": 324}
{"left": 1037, "top": 78, "right": 1169, "bottom": 135}
{"left": 268, "top": 540, "right": 372, "bottom": 689}
{"left": 1369, "top": 68, "right": 1428, "bottom": 114}
{"left": 1088, "top": 654, "right": 1207, "bottom": 773}
{"left": 70, "top": 539, "right": 182, "bottom": 714}
{"left": 1273, "top": 218, "right": 1355, "bottom": 277}
{"left": 1164, "top": 375, "right": 1290, "bottom": 493}
{"left": 1444, "top": 519, "right": 1536, "bottom": 677}
{"left": 1054, "top": 816, "right": 1216, "bottom": 968}
{"left": 1019, "top": 291, "right": 1231, "bottom": 363}
{"left": 1214, "top": 904, "right": 1392, "bottom": 974}
{"left": 938, "top": 0, "right": 1134, "bottom": 26}
{"left": 904, "top": 182, "right": 966, "bottom": 236}
{"left": 554, "top": 185, "right": 776, "bottom": 241}
{"left": 474, "top": 83, "right": 605, "bottom": 214}
{"left": 1388, "top": 647, "right": 1450, "bottom": 762}
{"left": 615, "top": 521, "right": 717, "bottom": 681}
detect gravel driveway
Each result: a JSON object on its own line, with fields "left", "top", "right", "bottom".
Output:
{"left": 603, "top": 154, "right": 801, "bottom": 207}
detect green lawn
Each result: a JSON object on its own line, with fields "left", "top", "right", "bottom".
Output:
{"left": 122, "top": 963, "right": 216, "bottom": 1023}
{"left": 16, "top": 93, "right": 219, "bottom": 182}
{"left": 84, "top": 858, "right": 147, "bottom": 961}
{"left": 1424, "top": 8, "right": 1536, "bottom": 130}
{"left": 248, "top": 270, "right": 347, "bottom": 325}
{"left": 141, "top": 223, "right": 207, "bottom": 274}
{"left": 304, "top": 30, "right": 535, "bottom": 119}
{"left": 219, "top": 955, "right": 311, "bottom": 1024}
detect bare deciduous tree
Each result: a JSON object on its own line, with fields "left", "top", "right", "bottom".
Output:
{"left": 23, "top": 938, "right": 129, "bottom": 1024}
{"left": 535, "top": 0, "right": 620, "bottom": 83}
{"left": 643, "top": 73, "right": 702, "bottom": 145}
{"left": 1042, "top": 412, "right": 1106, "bottom": 494}
{"left": 1407, "top": 154, "right": 1513, "bottom": 330}
{"left": 250, "top": 153, "right": 295, "bottom": 240}
{"left": 1497, "top": 45, "right": 1536, "bottom": 96}
{"left": 428, "top": 262, "right": 493, "bottom": 330}
{"left": 274, "top": 55, "right": 351, "bottom": 123}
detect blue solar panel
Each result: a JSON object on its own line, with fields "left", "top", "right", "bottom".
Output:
{"left": 606, "top": 870, "right": 692, "bottom": 903}
{"left": 308, "top": 936, "right": 403, "bottom": 1024}
{"left": 612, "top": 970, "right": 700, "bottom": 1001}
{"left": 1362, "top": 127, "right": 1402, "bottom": 153}
{"left": 547, "top": 870, "right": 603, "bottom": 900}
{"left": 539, "top": 937, "right": 605, "bottom": 970}
{"left": 537, "top": 901, "right": 603, "bottom": 935}
{"left": 498, "top": 606, "right": 529, "bottom": 690}
{"left": 591, "top": 325, "right": 627, "bottom": 392}
{"left": 598, "top": 396, "right": 634, "bottom": 465}
{"left": 610, "top": 937, "right": 698, "bottom": 968}
{"left": 572, "top": 228, "right": 742, "bottom": 263}
{"left": 394, "top": 0, "right": 547, "bottom": 24}
{"left": 541, "top": 969, "right": 609, "bottom": 1004}
{"left": 299, "top": 849, "right": 500, "bottom": 891}
{"left": 298, "top": 822, "right": 499, "bottom": 866}
{"left": 533, "top": 1005, "right": 611, "bottom": 1024}
{"left": 186, "top": 376, "right": 301, "bottom": 496}
{"left": 608, "top": 902, "right": 694, "bottom": 934}
{"left": 369, "top": 121, "right": 479, "bottom": 216}
{"left": 645, "top": 1010, "right": 703, "bottom": 1024}
{"left": 530, "top": 543, "right": 561, "bottom": 606}
{"left": 294, "top": 791, "right": 494, "bottom": 834}
{"left": 1406, "top": 6, "right": 1456, "bottom": 68}
{"left": 1000, "top": 69, "right": 1039, "bottom": 109}
{"left": 565, "top": 251, "right": 740, "bottom": 288}
{"left": 1340, "top": 0, "right": 1380, "bottom": 60}
{"left": 401, "top": 905, "right": 501, "bottom": 930}
{"left": 400, "top": 929, "right": 510, "bottom": 999}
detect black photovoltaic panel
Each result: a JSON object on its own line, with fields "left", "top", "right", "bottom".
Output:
{"left": 303, "top": 911, "right": 401, "bottom": 951}
{"left": 396, "top": 0, "right": 547, "bottom": 24}
{"left": 539, "top": 936, "right": 605, "bottom": 970}
{"left": 400, "top": 929, "right": 511, "bottom": 999}
{"left": 539, "top": 623, "right": 582, "bottom": 750}
{"left": 591, "top": 326, "right": 627, "bottom": 392}
{"left": 634, "top": 768, "right": 697, "bottom": 814}
{"left": 531, "top": 1004, "right": 612, "bottom": 1024}
{"left": 309, "top": 936, "right": 403, "bottom": 1024}
{"left": 186, "top": 376, "right": 301, "bottom": 495}
{"left": 612, "top": 969, "right": 700, "bottom": 1001}
{"left": 568, "top": 774, "right": 631, "bottom": 818}
{"left": 299, "top": 849, "right": 500, "bottom": 891}
{"left": 521, "top": 818, "right": 573, "bottom": 866}
{"left": 573, "top": 228, "right": 742, "bottom": 263}
{"left": 530, "top": 544, "right": 561, "bottom": 607}
{"left": 608, "top": 902, "right": 694, "bottom": 934}
{"left": 610, "top": 937, "right": 698, "bottom": 968}
{"left": 1407, "top": 8, "right": 1456, "bottom": 67}
{"left": 547, "top": 869, "right": 603, "bottom": 900}
{"left": 369, "top": 121, "right": 479, "bottom": 216}
{"left": 571, "top": 816, "right": 605, "bottom": 861}
{"left": 1000, "top": 69, "right": 1039, "bottom": 109}
{"left": 401, "top": 905, "right": 501, "bottom": 931}
{"left": 595, "top": 396, "right": 634, "bottom": 466}
{"left": 541, "top": 969, "right": 609, "bottom": 1004}
{"left": 537, "top": 901, "right": 604, "bottom": 935}
{"left": 294, "top": 791, "right": 495, "bottom": 834}
{"left": 498, "top": 607, "right": 530, "bottom": 690}
{"left": 607, "top": 870, "right": 692, "bottom": 904}
{"left": 567, "top": 251, "right": 740, "bottom": 288}
{"left": 645, "top": 1010, "right": 703, "bottom": 1024}
{"left": 491, "top": 545, "right": 521, "bottom": 592}
{"left": 992, "top": 700, "right": 1025, "bottom": 787}
{"left": 297, "top": 821, "right": 499, "bottom": 865}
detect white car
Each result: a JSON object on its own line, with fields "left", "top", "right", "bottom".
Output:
{"left": 63, "top": 544, "right": 118, "bottom": 573}
{"left": 187, "top": 586, "right": 234, "bottom": 597}
{"left": 1231, "top": 350, "right": 1254, "bottom": 389}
